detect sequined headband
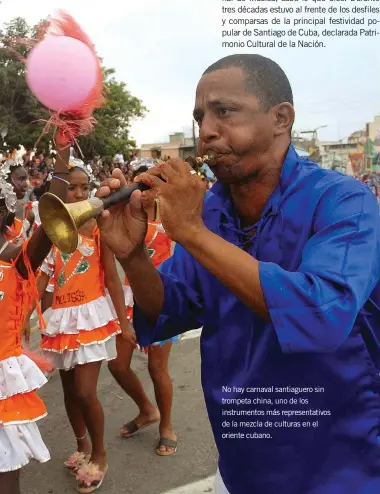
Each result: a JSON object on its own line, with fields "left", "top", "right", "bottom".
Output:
{"left": 0, "top": 156, "right": 24, "bottom": 181}
{"left": 0, "top": 178, "right": 17, "bottom": 213}
{"left": 67, "top": 158, "right": 96, "bottom": 184}
{"left": 130, "top": 158, "right": 158, "bottom": 172}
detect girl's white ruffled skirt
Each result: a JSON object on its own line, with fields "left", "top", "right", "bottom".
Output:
{"left": 43, "top": 337, "right": 117, "bottom": 371}
{"left": 0, "top": 354, "right": 50, "bottom": 472}
{"left": 0, "top": 422, "right": 50, "bottom": 472}
{"left": 41, "top": 296, "right": 119, "bottom": 371}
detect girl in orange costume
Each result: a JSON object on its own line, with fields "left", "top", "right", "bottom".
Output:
{"left": 37, "top": 159, "right": 131, "bottom": 493}
{"left": 0, "top": 142, "right": 69, "bottom": 494}
{"left": 0, "top": 159, "right": 33, "bottom": 246}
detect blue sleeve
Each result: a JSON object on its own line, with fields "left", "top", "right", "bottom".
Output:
{"left": 133, "top": 244, "right": 204, "bottom": 347}
{"left": 259, "top": 182, "right": 380, "bottom": 353}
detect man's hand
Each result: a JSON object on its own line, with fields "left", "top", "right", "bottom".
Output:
{"left": 96, "top": 169, "right": 148, "bottom": 259}
{"left": 134, "top": 158, "right": 207, "bottom": 244}
{"left": 120, "top": 321, "right": 137, "bottom": 348}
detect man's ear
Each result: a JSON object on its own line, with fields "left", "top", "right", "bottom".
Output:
{"left": 272, "top": 103, "right": 295, "bottom": 137}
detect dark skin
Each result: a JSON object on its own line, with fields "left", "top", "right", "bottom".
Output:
{"left": 0, "top": 145, "right": 69, "bottom": 276}
{"left": 10, "top": 166, "right": 28, "bottom": 200}
{"left": 97, "top": 66, "right": 294, "bottom": 324}
{"left": 34, "top": 168, "right": 131, "bottom": 475}
{"left": 0, "top": 134, "right": 69, "bottom": 494}
{"left": 193, "top": 67, "right": 294, "bottom": 225}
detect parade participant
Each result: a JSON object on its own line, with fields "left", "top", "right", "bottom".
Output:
{"left": 0, "top": 137, "right": 69, "bottom": 494}
{"left": 0, "top": 158, "right": 33, "bottom": 244}
{"left": 108, "top": 163, "right": 177, "bottom": 456}
{"left": 36, "top": 158, "right": 130, "bottom": 493}
{"left": 98, "top": 54, "right": 380, "bottom": 494}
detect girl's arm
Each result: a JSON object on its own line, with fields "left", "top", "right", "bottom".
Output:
{"left": 22, "top": 271, "right": 51, "bottom": 342}
{"left": 16, "top": 137, "right": 70, "bottom": 278}
{"left": 100, "top": 237, "right": 136, "bottom": 347}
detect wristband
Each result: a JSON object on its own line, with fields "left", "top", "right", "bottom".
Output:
{"left": 51, "top": 175, "right": 70, "bottom": 186}
{"left": 53, "top": 169, "right": 70, "bottom": 175}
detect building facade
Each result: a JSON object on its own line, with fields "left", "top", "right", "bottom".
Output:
{"left": 141, "top": 132, "right": 196, "bottom": 161}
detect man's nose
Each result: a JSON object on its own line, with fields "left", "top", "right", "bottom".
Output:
{"left": 199, "top": 114, "right": 220, "bottom": 143}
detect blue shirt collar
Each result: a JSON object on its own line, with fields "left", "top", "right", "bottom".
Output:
{"left": 208, "top": 142, "right": 300, "bottom": 217}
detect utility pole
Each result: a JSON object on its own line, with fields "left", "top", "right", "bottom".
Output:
{"left": 192, "top": 119, "right": 197, "bottom": 157}
{"left": 300, "top": 125, "right": 327, "bottom": 148}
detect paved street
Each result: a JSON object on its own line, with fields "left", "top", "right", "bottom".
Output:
{"left": 22, "top": 331, "right": 217, "bottom": 494}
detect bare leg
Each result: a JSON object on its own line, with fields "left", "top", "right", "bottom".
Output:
{"left": 59, "top": 369, "right": 90, "bottom": 454}
{"left": 0, "top": 470, "right": 20, "bottom": 494}
{"left": 108, "top": 335, "right": 159, "bottom": 437}
{"left": 148, "top": 343, "right": 177, "bottom": 454}
{"left": 74, "top": 361, "right": 106, "bottom": 470}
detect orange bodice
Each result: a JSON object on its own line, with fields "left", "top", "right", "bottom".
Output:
{"left": 49, "top": 228, "right": 105, "bottom": 309}
{"left": 6, "top": 217, "right": 23, "bottom": 243}
{"left": 0, "top": 262, "right": 29, "bottom": 361}
{"left": 124, "top": 221, "right": 171, "bottom": 287}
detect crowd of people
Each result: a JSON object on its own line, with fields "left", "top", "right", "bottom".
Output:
{"left": 0, "top": 147, "right": 216, "bottom": 202}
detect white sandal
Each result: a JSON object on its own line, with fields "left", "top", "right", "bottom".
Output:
{"left": 76, "top": 462, "right": 108, "bottom": 493}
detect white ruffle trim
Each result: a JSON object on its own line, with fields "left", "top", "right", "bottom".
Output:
{"left": 0, "top": 355, "right": 47, "bottom": 400}
{"left": 123, "top": 285, "right": 134, "bottom": 308}
{"left": 43, "top": 295, "right": 117, "bottom": 336}
{"left": 42, "top": 335, "right": 117, "bottom": 371}
{"left": 0, "top": 422, "right": 50, "bottom": 472}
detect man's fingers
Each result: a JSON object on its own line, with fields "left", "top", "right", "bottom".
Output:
{"left": 129, "top": 190, "right": 144, "bottom": 216}
{"left": 143, "top": 162, "right": 186, "bottom": 183}
{"left": 153, "top": 163, "right": 180, "bottom": 183}
{"left": 100, "top": 209, "right": 110, "bottom": 219}
{"left": 112, "top": 168, "right": 127, "bottom": 187}
{"left": 96, "top": 178, "right": 122, "bottom": 198}
{"left": 134, "top": 172, "right": 166, "bottom": 191}
{"left": 96, "top": 185, "right": 111, "bottom": 198}
{"left": 167, "top": 157, "right": 194, "bottom": 176}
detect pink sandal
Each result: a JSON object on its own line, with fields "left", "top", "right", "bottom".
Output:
{"left": 64, "top": 451, "right": 90, "bottom": 476}
{"left": 76, "top": 462, "right": 108, "bottom": 493}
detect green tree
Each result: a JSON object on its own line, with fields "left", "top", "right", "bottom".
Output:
{"left": 78, "top": 68, "right": 146, "bottom": 159}
{"left": 0, "top": 17, "right": 49, "bottom": 152}
{"left": 0, "top": 17, "right": 147, "bottom": 158}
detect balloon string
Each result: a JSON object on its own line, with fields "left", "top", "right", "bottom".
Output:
{"left": 32, "top": 113, "right": 97, "bottom": 150}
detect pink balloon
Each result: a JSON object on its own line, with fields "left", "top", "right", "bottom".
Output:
{"left": 26, "top": 36, "right": 98, "bottom": 112}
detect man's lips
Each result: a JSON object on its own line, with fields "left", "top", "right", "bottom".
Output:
{"left": 204, "top": 149, "right": 230, "bottom": 157}
{"left": 205, "top": 151, "right": 231, "bottom": 165}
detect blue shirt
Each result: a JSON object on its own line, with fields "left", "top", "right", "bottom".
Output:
{"left": 134, "top": 144, "right": 380, "bottom": 494}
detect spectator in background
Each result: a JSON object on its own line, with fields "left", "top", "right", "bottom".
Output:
{"left": 114, "top": 151, "right": 124, "bottom": 166}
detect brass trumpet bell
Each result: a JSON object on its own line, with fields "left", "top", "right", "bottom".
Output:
{"left": 38, "top": 193, "right": 104, "bottom": 254}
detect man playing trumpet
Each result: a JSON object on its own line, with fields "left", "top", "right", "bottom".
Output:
{"left": 66, "top": 54, "right": 380, "bottom": 493}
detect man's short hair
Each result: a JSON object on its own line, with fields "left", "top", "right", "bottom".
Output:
{"left": 203, "top": 54, "right": 293, "bottom": 111}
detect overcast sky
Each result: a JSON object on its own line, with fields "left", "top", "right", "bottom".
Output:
{"left": 1, "top": 0, "right": 379, "bottom": 147}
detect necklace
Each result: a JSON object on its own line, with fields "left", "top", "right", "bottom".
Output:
{"left": 56, "top": 237, "right": 93, "bottom": 288}
{"left": 146, "top": 222, "right": 159, "bottom": 258}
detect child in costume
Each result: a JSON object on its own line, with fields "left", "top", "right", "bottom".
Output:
{"left": 108, "top": 162, "right": 178, "bottom": 457}
{"left": 37, "top": 159, "right": 130, "bottom": 493}
{"left": 0, "top": 158, "right": 33, "bottom": 245}
{"left": 0, "top": 143, "right": 69, "bottom": 494}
